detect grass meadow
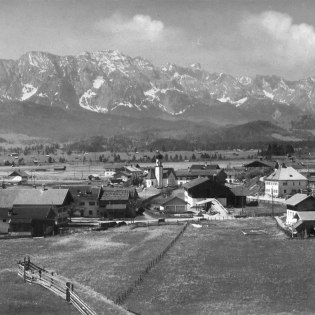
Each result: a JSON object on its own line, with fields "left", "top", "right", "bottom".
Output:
{"left": 2, "top": 218, "right": 315, "bottom": 314}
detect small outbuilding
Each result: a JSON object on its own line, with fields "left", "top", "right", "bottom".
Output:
{"left": 286, "top": 194, "right": 315, "bottom": 225}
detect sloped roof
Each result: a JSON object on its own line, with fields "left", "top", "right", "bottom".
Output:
{"left": 14, "top": 189, "right": 71, "bottom": 206}
{"left": 243, "top": 160, "right": 275, "bottom": 168}
{"left": 53, "top": 185, "right": 101, "bottom": 198}
{"left": 0, "top": 190, "right": 19, "bottom": 208}
{"left": 297, "top": 211, "right": 315, "bottom": 221}
{"left": 8, "top": 170, "right": 29, "bottom": 177}
{"left": 266, "top": 166, "right": 307, "bottom": 181}
{"left": 163, "top": 168, "right": 176, "bottom": 179}
{"left": 176, "top": 169, "right": 223, "bottom": 177}
{"left": 183, "top": 177, "right": 210, "bottom": 190}
{"left": 160, "top": 195, "right": 187, "bottom": 206}
{"left": 228, "top": 185, "right": 249, "bottom": 196}
{"left": 285, "top": 194, "right": 312, "bottom": 206}
{"left": 101, "top": 189, "right": 130, "bottom": 201}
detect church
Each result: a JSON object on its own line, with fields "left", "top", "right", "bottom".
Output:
{"left": 145, "top": 153, "right": 177, "bottom": 188}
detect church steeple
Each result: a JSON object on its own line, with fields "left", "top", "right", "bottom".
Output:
{"left": 155, "top": 151, "right": 163, "bottom": 188}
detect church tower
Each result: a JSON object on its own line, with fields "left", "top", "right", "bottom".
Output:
{"left": 155, "top": 151, "right": 163, "bottom": 188}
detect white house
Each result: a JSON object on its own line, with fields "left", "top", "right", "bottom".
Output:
{"left": 265, "top": 164, "right": 308, "bottom": 198}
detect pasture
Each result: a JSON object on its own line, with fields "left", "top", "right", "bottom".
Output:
{"left": 2, "top": 218, "right": 315, "bottom": 314}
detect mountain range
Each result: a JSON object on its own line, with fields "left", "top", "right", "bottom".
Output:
{"left": 1, "top": 50, "right": 315, "bottom": 142}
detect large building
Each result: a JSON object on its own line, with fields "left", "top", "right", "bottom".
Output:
{"left": 265, "top": 164, "right": 308, "bottom": 198}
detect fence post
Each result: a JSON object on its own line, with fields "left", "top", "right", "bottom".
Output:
{"left": 66, "top": 282, "right": 71, "bottom": 302}
{"left": 23, "top": 257, "right": 26, "bottom": 283}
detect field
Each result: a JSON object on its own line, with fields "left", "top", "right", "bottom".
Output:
{"left": 125, "top": 218, "right": 315, "bottom": 314}
{"left": 3, "top": 218, "right": 315, "bottom": 314}
{"left": 0, "top": 225, "right": 183, "bottom": 314}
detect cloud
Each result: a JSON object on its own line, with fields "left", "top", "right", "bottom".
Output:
{"left": 240, "top": 11, "right": 315, "bottom": 68}
{"left": 95, "top": 13, "right": 165, "bottom": 42}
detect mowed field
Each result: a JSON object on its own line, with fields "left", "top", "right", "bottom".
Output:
{"left": 0, "top": 225, "right": 183, "bottom": 314}
{"left": 125, "top": 218, "right": 315, "bottom": 315}
{"left": 2, "top": 219, "right": 315, "bottom": 314}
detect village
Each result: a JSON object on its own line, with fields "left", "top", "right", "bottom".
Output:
{"left": 0, "top": 150, "right": 315, "bottom": 238}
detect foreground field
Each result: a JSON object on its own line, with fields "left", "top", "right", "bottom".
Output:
{"left": 0, "top": 225, "right": 182, "bottom": 314}
{"left": 125, "top": 218, "right": 315, "bottom": 315}
{"left": 3, "top": 218, "right": 315, "bottom": 314}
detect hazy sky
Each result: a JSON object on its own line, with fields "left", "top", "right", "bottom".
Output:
{"left": 1, "top": 0, "right": 315, "bottom": 79}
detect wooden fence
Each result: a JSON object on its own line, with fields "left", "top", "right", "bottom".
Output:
{"left": 115, "top": 222, "right": 189, "bottom": 305}
{"left": 17, "top": 257, "right": 96, "bottom": 315}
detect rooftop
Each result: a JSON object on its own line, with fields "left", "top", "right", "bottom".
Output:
{"left": 266, "top": 165, "right": 307, "bottom": 181}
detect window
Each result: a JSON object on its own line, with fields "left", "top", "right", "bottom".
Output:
{"left": 89, "top": 210, "right": 93, "bottom": 215}
{"left": 284, "top": 190, "right": 287, "bottom": 193}
{"left": 283, "top": 182, "right": 287, "bottom": 186}
{"left": 79, "top": 202, "right": 85, "bottom": 206}
{"left": 89, "top": 201, "right": 95, "bottom": 206}
{"left": 3, "top": 219, "right": 6, "bottom": 223}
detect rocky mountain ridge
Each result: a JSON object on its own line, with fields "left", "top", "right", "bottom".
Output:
{"left": 1, "top": 50, "right": 315, "bottom": 125}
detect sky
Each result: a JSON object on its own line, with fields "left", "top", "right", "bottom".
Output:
{"left": 1, "top": 0, "right": 315, "bottom": 79}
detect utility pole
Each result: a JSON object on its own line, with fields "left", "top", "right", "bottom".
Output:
{"left": 271, "top": 187, "right": 274, "bottom": 217}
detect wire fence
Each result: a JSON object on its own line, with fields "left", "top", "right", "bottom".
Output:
{"left": 17, "top": 257, "right": 97, "bottom": 315}
{"left": 114, "top": 222, "right": 189, "bottom": 305}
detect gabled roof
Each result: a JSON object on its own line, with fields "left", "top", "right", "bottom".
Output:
{"left": 160, "top": 195, "right": 187, "bottom": 206}
{"left": 243, "top": 160, "right": 275, "bottom": 168}
{"left": 53, "top": 185, "right": 101, "bottom": 199}
{"left": 8, "top": 170, "right": 29, "bottom": 177}
{"left": 101, "top": 188, "right": 138, "bottom": 201}
{"left": 228, "top": 185, "right": 249, "bottom": 196}
{"left": 286, "top": 194, "right": 312, "bottom": 206}
{"left": 266, "top": 166, "right": 307, "bottom": 181}
{"left": 163, "top": 168, "right": 176, "bottom": 179}
{"left": 297, "top": 211, "right": 315, "bottom": 221}
{"left": 14, "top": 189, "right": 72, "bottom": 206}
{"left": 183, "top": 177, "right": 209, "bottom": 190}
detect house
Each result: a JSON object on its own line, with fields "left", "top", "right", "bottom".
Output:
{"left": 104, "top": 163, "right": 126, "bottom": 178}
{"left": 9, "top": 206, "right": 56, "bottom": 237}
{"left": 159, "top": 196, "right": 187, "bottom": 214}
{"left": 12, "top": 188, "right": 74, "bottom": 226}
{"left": 0, "top": 209, "right": 10, "bottom": 234}
{"left": 113, "top": 171, "right": 131, "bottom": 183}
{"left": 224, "top": 168, "right": 244, "bottom": 184}
{"left": 54, "top": 185, "right": 102, "bottom": 217}
{"left": 265, "top": 164, "right": 308, "bottom": 198}
{"left": 99, "top": 188, "right": 138, "bottom": 218}
{"left": 291, "top": 212, "right": 315, "bottom": 237}
{"left": 183, "top": 178, "right": 232, "bottom": 207}
{"left": 285, "top": 194, "right": 315, "bottom": 225}
{"left": 176, "top": 168, "right": 227, "bottom": 186}
{"left": 8, "top": 170, "right": 29, "bottom": 184}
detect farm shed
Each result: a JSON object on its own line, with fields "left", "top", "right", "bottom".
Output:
{"left": 160, "top": 196, "right": 187, "bottom": 213}
{"left": 183, "top": 178, "right": 232, "bottom": 207}
{"left": 285, "top": 194, "right": 315, "bottom": 225}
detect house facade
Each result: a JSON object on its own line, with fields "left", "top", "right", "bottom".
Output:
{"left": 265, "top": 164, "right": 308, "bottom": 198}
{"left": 0, "top": 209, "right": 9, "bottom": 234}
{"left": 99, "top": 188, "right": 138, "bottom": 218}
